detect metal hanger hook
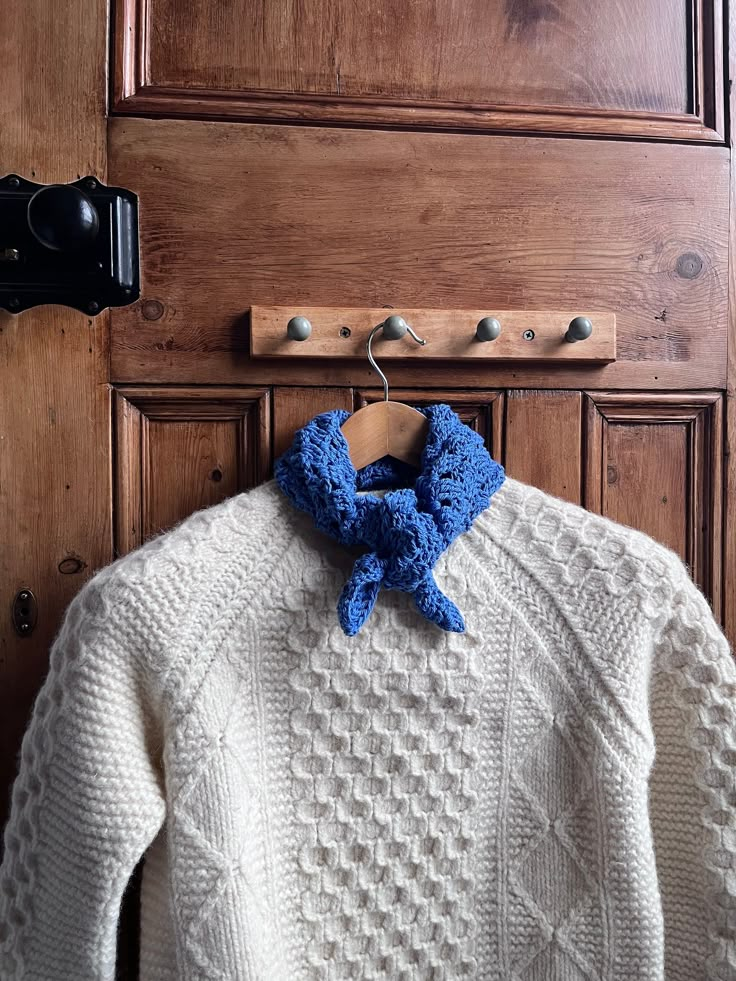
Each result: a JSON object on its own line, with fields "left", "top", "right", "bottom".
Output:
{"left": 367, "top": 316, "right": 427, "bottom": 401}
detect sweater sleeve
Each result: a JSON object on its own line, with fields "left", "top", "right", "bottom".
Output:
{"left": 0, "top": 571, "right": 166, "bottom": 980}
{"left": 648, "top": 567, "right": 736, "bottom": 980}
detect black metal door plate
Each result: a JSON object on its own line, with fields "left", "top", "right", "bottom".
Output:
{"left": 0, "top": 174, "right": 139, "bottom": 315}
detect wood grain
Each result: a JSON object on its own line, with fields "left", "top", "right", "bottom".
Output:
{"left": 726, "top": 1, "right": 736, "bottom": 645}
{"left": 109, "top": 119, "right": 729, "bottom": 391}
{"left": 251, "top": 307, "right": 616, "bottom": 362}
{"left": 273, "top": 387, "right": 354, "bottom": 459}
{"left": 504, "top": 391, "right": 582, "bottom": 503}
{"left": 584, "top": 392, "right": 723, "bottom": 611}
{"left": 0, "top": 0, "right": 110, "bottom": 835}
{"left": 610, "top": 426, "right": 688, "bottom": 554}
{"left": 113, "top": 0, "right": 723, "bottom": 140}
{"left": 116, "top": 89, "right": 721, "bottom": 142}
{"left": 114, "top": 388, "right": 271, "bottom": 554}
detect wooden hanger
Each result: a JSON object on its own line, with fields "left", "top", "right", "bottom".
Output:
{"left": 341, "top": 316, "right": 429, "bottom": 471}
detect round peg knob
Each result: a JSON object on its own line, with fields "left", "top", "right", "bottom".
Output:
{"left": 565, "top": 316, "right": 593, "bottom": 343}
{"left": 381, "top": 315, "right": 409, "bottom": 340}
{"left": 27, "top": 184, "right": 99, "bottom": 252}
{"left": 476, "top": 317, "right": 501, "bottom": 342}
{"left": 286, "top": 316, "right": 312, "bottom": 341}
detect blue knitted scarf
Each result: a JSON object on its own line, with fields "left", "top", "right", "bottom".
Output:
{"left": 274, "top": 404, "right": 505, "bottom": 636}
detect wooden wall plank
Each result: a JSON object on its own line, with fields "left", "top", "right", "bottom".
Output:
{"left": 0, "top": 0, "right": 109, "bottom": 831}
{"left": 108, "top": 119, "right": 729, "bottom": 391}
{"left": 504, "top": 391, "right": 582, "bottom": 503}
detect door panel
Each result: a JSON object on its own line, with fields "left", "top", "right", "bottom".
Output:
{"left": 108, "top": 118, "right": 729, "bottom": 391}
{"left": 113, "top": 388, "right": 270, "bottom": 552}
{"left": 584, "top": 391, "right": 723, "bottom": 607}
{"left": 273, "top": 387, "right": 354, "bottom": 459}
{"left": 505, "top": 390, "right": 582, "bottom": 503}
{"left": 114, "top": 0, "right": 722, "bottom": 140}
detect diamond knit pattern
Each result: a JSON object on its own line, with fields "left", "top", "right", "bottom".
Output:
{"left": 506, "top": 660, "right": 604, "bottom": 979}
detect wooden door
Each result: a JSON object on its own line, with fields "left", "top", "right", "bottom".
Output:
{"left": 3, "top": 1, "right": 735, "bottom": 969}
{"left": 106, "top": 0, "right": 730, "bottom": 619}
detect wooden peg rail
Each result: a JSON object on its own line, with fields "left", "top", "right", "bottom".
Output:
{"left": 250, "top": 306, "right": 616, "bottom": 362}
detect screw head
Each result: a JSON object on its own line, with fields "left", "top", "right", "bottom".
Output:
{"left": 18, "top": 591, "right": 29, "bottom": 601}
{"left": 85, "top": 178, "right": 98, "bottom": 190}
{"left": 19, "top": 622, "right": 30, "bottom": 633}
{"left": 8, "top": 297, "right": 21, "bottom": 311}
{"left": 8, "top": 177, "right": 20, "bottom": 188}
{"left": 87, "top": 300, "right": 100, "bottom": 314}
{"left": 522, "top": 329, "right": 535, "bottom": 341}
{"left": 339, "top": 326, "right": 351, "bottom": 338}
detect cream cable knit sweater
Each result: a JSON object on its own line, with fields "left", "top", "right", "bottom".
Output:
{"left": 1, "top": 476, "right": 735, "bottom": 980}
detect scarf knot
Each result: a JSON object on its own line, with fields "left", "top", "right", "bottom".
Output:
{"left": 275, "top": 404, "right": 505, "bottom": 635}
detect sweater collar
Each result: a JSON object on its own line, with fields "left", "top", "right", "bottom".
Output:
{"left": 274, "top": 404, "right": 505, "bottom": 636}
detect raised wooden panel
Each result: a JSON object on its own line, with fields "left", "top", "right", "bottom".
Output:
{"left": 113, "top": 0, "right": 723, "bottom": 141}
{"left": 108, "top": 119, "right": 729, "bottom": 392}
{"left": 584, "top": 392, "right": 723, "bottom": 613}
{"left": 273, "top": 386, "right": 354, "bottom": 459}
{"left": 356, "top": 389, "right": 505, "bottom": 462}
{"left": 113, "top": 387, "right": 270, "bottom": 554}
{"left": 505, "top": 391, "right": 582, "bottom": 503}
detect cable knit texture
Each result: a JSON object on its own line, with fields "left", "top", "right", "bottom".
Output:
{"left": 1, "top": 467, "right": 735, "bottom": 978}
{"left": 274, "top": 405, "right": 505, "bottom": 635}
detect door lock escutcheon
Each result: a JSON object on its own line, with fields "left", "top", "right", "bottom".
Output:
{"left": 12, "top": 588, "right": 38, "bottom": 637}
{"left": 0, "top": 174, "right": 140, "bottom": 315}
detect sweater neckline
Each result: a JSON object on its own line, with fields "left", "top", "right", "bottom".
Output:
{"left": 274, "top": 404, "right": 505, "bottom": 635}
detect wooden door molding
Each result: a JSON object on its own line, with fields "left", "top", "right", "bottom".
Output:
{"left": 112, "top": 0, "right": 723, "bottom": 142}
{"left": 584, "top": 391, "right": 723, "bottom": 618}
{"left": 728, "top": 0, "right": 736, "bottom": 649}
{"left": 114, "top": 387, "right": 271, "bottom": 555}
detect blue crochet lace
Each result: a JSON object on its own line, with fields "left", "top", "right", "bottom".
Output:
{"left": 274, "top": 404, "right": 506, "bottom": 636}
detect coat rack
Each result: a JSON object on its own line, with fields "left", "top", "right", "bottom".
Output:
{"left": 249, "top": 306, "right": 616, "bottom": 362}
